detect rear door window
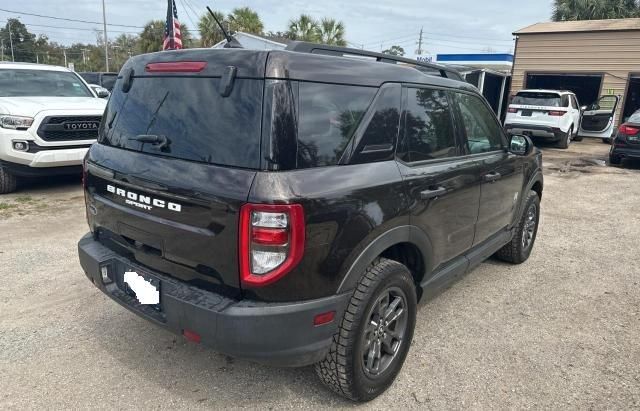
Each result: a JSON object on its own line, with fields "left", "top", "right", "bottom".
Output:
{"left": 399, "top": 88, "right": 457, "bottom": 162}
{"left": 100, "top": 76, "right": 263, "bottom": 169}
{"left": 297, "top": 82, "right": 376, "bottom": 168}
{"left": 512, "top": 92, "right": 562, "bottom": 107}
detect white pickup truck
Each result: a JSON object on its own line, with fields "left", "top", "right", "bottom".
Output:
{"left": 0, "top": 62, "right": 107, "bottom": 194}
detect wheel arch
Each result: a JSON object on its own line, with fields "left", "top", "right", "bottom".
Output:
{"left": 336, "top": 225, "right": 434, "bottom": 298}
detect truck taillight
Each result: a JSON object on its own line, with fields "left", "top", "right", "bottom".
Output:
{"left": 82, "top": 154, "right": 89, "bottom": 189}
{"left": 239, "top": 203, "right": 305, "bottom": 287}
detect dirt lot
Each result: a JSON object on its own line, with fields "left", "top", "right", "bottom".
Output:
{"left": 1, "top": 140, "right": 639, "bottom": 409}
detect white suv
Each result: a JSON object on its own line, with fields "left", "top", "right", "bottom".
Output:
{"left": 504, "top": 89, "right": 582, "bottom": 149}
{"left": 0, "top": 63, "right": 107, "bottom": 194}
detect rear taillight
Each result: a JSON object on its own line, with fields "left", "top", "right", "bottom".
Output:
{"left": 145, "top": 61, "right": 207, "bottom": 73}
{"left": 619, "top": 124, "right": 640, "bottom": 136}
{"left": 548, "top": 110, "right": 566, "bottom": 117}
{"left": 507, "top": 107, "right": 518, "bottom": 113}
{"left": 82, "top": 154, "right": 89, "bottom": 189}
{"left": 239, "top": 203, "right": 305, "bottom": 287}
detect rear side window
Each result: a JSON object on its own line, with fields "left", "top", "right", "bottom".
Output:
{"left": 512, "top": 92, "right": 562, "bottom": 107}
{"left": 100, "top": 77, "right": 263, "bottom": 169}
{"left": 297, "top": 83, "right": 376, "bottom": 168}
{"left": 400, "top": 88, "right": 457, "bottom": 162}
{"left": 455, "top": 93, "right": 504, "bottom": 154}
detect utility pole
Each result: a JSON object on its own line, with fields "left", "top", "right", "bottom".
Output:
{"left": 416, "top": 27, "right": 424, "bottom": 56}
{"left": 63, "top": 47, "right": 67, "bottom": 67}
{"left": 1, "top": 39, "right": 4, "bottom": 61}
{"left": 102, "top": 0, "right": 109, "bottom": 72}
{"left": 8, "top": 19, "right": 15, "bottom": 62}
{"left": 81, "top": 49, "right": 88, "bottom": 70}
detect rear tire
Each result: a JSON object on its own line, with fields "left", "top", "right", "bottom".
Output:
{"left": 315, "top": 258, "right": 417, "bottom": 402}
{"left": 557, "top": 127, "right": 572, "bottom": 149}
{"left": 602, "top": 138, "right": 612, "bottom": 144}
{"left": 609, "top": 154, "right": 622, "bottom": 165}
{"left": 495, "top": 190, "right": 540, "bottom": 264}
{"left": 0, "top": 166, "right": 17, "bottom": 194}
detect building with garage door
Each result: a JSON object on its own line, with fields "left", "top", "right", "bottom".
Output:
{"left": 511, "top": 18, "right": 640, "bottom": 125}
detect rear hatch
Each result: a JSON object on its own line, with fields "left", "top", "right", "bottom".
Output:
{"left": 84, "top": 50, "right": 269, "bottom": 297}
{"left": 508, "top": 92, "right": 565, "bottom": 125}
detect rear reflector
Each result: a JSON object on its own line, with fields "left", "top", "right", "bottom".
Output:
{"left": 145, "top": 61, "right": 207, "bottom": 73}
{"left": 183, "top": 329, "right": 201, "bottom": 343}
{"left": 548, "top": 111, "right": 566, "bottom": 117}
{"left": 313, "top": 311, "right": 336, "bottom": 326}
{"left": 619, "top": 124, "right": 640, "bottom": 136}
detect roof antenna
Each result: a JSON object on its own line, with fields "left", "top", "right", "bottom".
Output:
{"left": 206, "top": 6, "right": 243, "bottom": 49}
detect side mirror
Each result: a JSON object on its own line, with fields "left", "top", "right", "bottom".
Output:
{"left": 509, "top": 135, "right": 533, "bottom": 156}
{"left": 580, "top": 105, "right": 588, "bottom": 112}
{"left": 96, "top": 87, "right": 110, "bottom": 98}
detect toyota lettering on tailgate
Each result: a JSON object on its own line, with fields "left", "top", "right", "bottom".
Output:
{"left": 106, "top": 184, "right": 182, "bottom": 212}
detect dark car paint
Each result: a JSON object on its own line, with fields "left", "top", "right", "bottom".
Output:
{"left": 611, "top": 120, "right": 640, "bottom": 160}
{"left": 84, "top": 48, "right": 542, "bottom": 306}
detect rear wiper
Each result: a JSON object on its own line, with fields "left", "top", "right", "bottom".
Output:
{"left": 128, "top": 134, "right": 170, "bottom": 149}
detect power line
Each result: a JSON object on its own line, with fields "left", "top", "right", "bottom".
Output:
{"left": 0, "top": 7, "right": 145, "bottom": 28}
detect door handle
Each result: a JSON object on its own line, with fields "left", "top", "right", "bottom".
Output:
{"left": 420, "top": 186, "right": 447, "bottom": 200}
{"left": 483, "top": 172, "right": 502, "bottom": 183}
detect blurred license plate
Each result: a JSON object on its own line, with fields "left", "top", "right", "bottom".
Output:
{"left": 521, "top": 110, "right": 533, "bottom": 116}
{"left": 124, "top": 271, "right": 160, "bottom": 305}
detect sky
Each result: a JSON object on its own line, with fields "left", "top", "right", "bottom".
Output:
{"left": 0, "top": 0, "right": 553, "bottom": 58}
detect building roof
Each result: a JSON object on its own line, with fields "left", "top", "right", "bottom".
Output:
{"left": 514, "top": 18, "right": 640, "bottom": 35}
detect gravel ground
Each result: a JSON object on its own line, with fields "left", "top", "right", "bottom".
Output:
{"left": 1, "top": 140, "right": 639, "bottom": 409}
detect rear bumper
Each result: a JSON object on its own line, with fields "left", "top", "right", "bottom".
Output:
{"left": 505, "top": 123, "right": 566, "bottom": 140}
{"left": 611, "top": 146, "right": 640, "bottom": 159}
{"left": 78, "top": 233, "right": 350, "bottom": 367}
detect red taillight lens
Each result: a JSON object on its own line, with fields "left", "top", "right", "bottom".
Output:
{"left": 239, "top": 203, "right": 305, "bottom": 287}
{"left": 145, "top": 61, "right": 207, "bottom": 73}
{"left": 619, "top": 124, "right": 640, "bottom": 136}
{"left": 548, "top": 110, "right": 566, "bottom": 117}
{"left": 507, "top": 107, "right": 518, "bottom": 113}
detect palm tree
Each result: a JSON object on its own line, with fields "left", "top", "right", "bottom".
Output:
{"left": 228, "top": 7, "right": 263, "bottom": 34}
{"left": 316, "top": 18, "right": 346, "bottom": 46}
{"left": 198, "top": 10, "right": 225, "bottom": 47}
{"left": 287, "top": 14, "right": 320, "bottom": 42}
{"left": 552, "top": 0, "right": 638, "bottom": 21}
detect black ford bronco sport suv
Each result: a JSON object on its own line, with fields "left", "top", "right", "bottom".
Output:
{"left": 78, "top": 43, "right": 543, "bottom": 402}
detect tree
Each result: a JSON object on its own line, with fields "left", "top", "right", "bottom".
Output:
{"left": 228, "top": 7, "right": 263, "bottom": 34}
{"left": 552, "top": 0, "right": 639, "bottom": 21}
{"left": 198, "top": 10, "right": 226, "bottom": 47}
{"left": 137, "top": 20, "right": 192, "bottom": 53}
{"left": 316, "top": 18, "right": 346, "bottom": 46}
{"left": 0, "top": 19, "right": 37, "bottom": 62}
{"left": 382, "top": 45, "right": 405, "bottom": 56}
{"left": 287, "top": 14, "right": 320, "bottom": 42}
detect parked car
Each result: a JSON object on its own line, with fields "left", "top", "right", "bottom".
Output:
{"left": 88, "top": 84, "right": 110, "bottom": 99}
{"left": 78, "top": 72, "right": 117, "bottom": 91}
{"left": 504, "top": 89, "right": 582, "bottom": 149}
{"left": 0, "top": 62, "right": 107, "bottom": 194}
{"left": 78, "top": 47, "right": 543, "bottom": 402}
{"left": 578, "top": 95, "right": 620, "bottom": 144}
{"left": 610, "top": 109, "right": 640, "bottom": 165}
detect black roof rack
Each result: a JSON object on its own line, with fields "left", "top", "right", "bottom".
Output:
{"left": 285, "top": 41, "right": 464, "bottom": 82}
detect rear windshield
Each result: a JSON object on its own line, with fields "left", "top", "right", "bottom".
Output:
{"left": 100, "top": 76, "right": 263, "bottom": 169}
{"left": 0, "top": 69, "right": 92, "bottom": 97}
{"left": 512, "top": 92, "right": 562, "bottom": 107}
{"left": 628, "top": 111, "right": 640, "bottom": 123}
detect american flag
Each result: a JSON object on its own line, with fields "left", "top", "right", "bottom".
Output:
{"left": 163, "top": 0, "right": 182, "bottom": 50}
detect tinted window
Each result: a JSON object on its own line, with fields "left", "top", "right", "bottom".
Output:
{"left": 100, "top": 77, "right": 263, "bottom": 169}
{"left": 297, "top": 82, "right": 376, "bottom": 168}
{"left": 351, "top": 86, "right": 401, "bottom": 164}
{"left": 0, "top": 69, "right": 92, "bottom": 97}
{"left": 456, "top": 93, "right": 504, "bottom": 154}
{"left": 401, "top": 88, "right": 456, "bottom": 162}
{"left": 100, "top": 74, "right": 117, "bottom": 90}
{"left": 79, "top": 73, "right": 99, "bottom": 84}
{"left": 512, "top": 92, "right": 562, "bottom": 107}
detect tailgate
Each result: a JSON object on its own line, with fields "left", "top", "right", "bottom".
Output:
{"left": 85, "top": 144, "right": 256, "bottom": 296}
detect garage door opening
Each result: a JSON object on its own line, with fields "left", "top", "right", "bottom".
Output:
{"left": 622, "top": 75, "right": 640, "bottom": 122}
{"left": 526, "top": 73, "right": 602, "bottom": 107}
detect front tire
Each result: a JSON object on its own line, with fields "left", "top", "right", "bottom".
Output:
{"left": 0, "top": 166, "right": 17, "bottom": 194}
{"left": 495, "top": 190, "right": 540, "bottom": 264}
{"left": 315, "top": 258, "right": 417, "bottom": 402}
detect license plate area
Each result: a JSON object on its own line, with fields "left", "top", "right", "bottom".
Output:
{"left": 521, "top": 110, "right": 533, "bottom": 117}
{"left": 120, "top": 268, "right": 162, "bottom": 312}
